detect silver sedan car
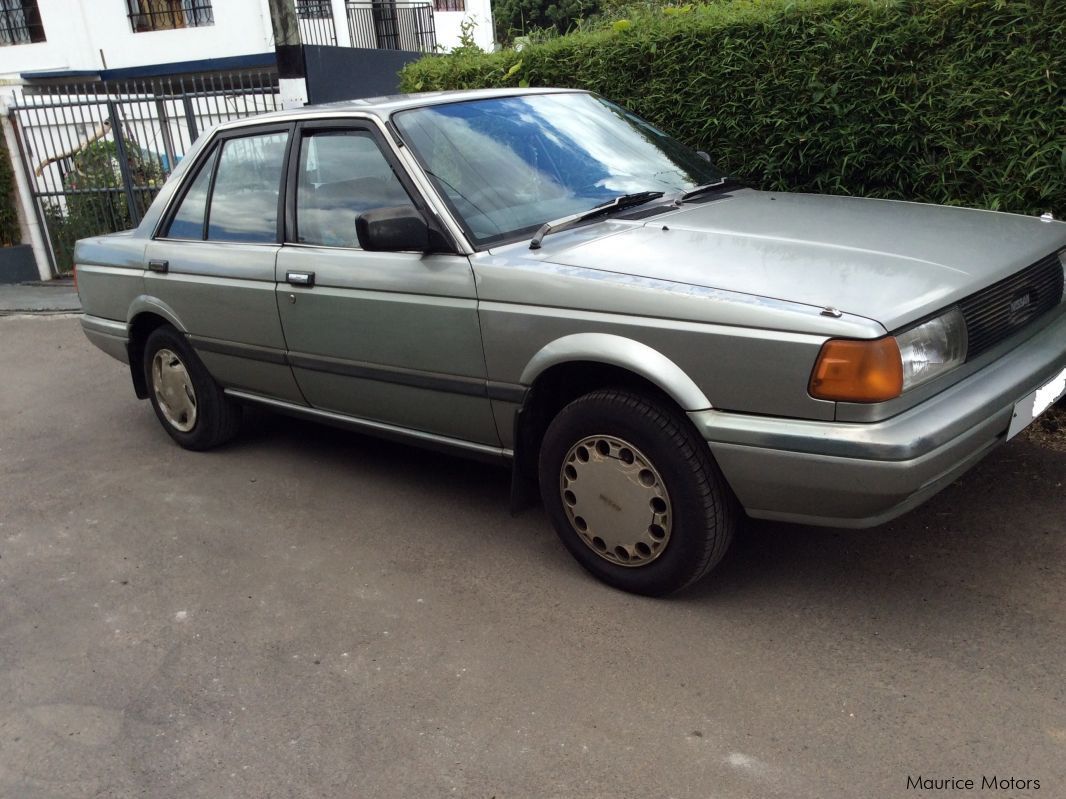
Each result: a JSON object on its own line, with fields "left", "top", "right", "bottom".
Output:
{"left": 75, "top": 88, "right": 1066, "bottom": 595}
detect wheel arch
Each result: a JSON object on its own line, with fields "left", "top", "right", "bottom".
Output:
{"left": 517, "top": 333, "right": 711, "bottom": 412}
{"left": 125, "top": 297, "right": 188, "bottom": 399}
{"left": 510, "top": 335, "right": 712, "bottom": 496}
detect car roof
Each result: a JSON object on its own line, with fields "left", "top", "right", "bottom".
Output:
{"left": 216, "top": 87, "right": 589, "bottom": 130}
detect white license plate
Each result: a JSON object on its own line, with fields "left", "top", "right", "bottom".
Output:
{"left": 1007, "top": 366, "right": 1066, "bottom": 440}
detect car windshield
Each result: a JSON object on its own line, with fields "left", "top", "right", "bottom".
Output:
{"left": 392, "top": 92, "right": 724, "bottom": 247}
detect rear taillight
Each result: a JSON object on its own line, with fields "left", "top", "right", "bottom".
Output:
{"left": 72, "top": 264, "right": 78, "bottom": 295}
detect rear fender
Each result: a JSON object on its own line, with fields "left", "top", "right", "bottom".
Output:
{"left": 126, "top": 296, "right": 188, "bottom": 399}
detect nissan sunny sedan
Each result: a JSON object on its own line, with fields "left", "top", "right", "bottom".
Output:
{"left": 75, "top": 88, "right": 1066, "bottom": 595}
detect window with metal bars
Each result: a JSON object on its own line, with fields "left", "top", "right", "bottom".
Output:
{"left": 296, "top": 0, "right": 333, "bottom": 19}
{"left": 433, "top": 0, "right": 465, "bottom": 10}
{"left": 297, "top": 0, "right": 337, "bottom": 45}
{"left": 0, "top": 0, "right": 46, "bottom": 46}
{"left": 126, "top": 0, "right": 213, "bottom": 33}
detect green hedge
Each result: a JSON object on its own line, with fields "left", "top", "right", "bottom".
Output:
{"left": 0, "top": 135, "right": 21, "bottom": 247}
{"left": 493, "top": 0, "right": 600, "bottom": 43}
{"left": 44, "top": 140, "right": 163, "bottom": 274}
{"left": 400, "top": 0, "right": 1065, "bottom": 216}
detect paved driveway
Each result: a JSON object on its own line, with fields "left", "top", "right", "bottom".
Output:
{"left": 1, "top": 315, "right": 1064, "bottom": 799}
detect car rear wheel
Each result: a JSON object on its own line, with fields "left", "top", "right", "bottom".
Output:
{"left": 143, "top": 325, "right": 241, "bottom": 451}
{"left": 539, "top": 389, "right": 737, "bottom": 596}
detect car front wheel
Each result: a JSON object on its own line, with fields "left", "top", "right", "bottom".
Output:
{"left": 142, "top": 325, "right": 241, "bottom": 451}
{"left": 539, "top": 389, "right": 737, "bottom": 596}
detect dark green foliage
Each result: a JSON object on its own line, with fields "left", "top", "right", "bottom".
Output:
{"left": 403, "top": 0, "right": 1065, "bottom": 217}
{"left": 494, "top": 0, "right": 600, "bottom": 42}
{"left": 61, "top": 139, "right": 162, "bottom": 231}
{"left": 41, "top": 202, "right": 84, "bottom": 276}
{"left": 45, "top": 139, "right": 163, "bottom": 273}
{"left": 0, "top": 135, "right": 21, "bottom": 247}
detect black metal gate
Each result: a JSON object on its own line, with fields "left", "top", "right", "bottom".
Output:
{"left": 347, "top": 1, "right": 436, "bottom": 52}
{"left": 7, "top": 71, "right": 281, "bottom": 276}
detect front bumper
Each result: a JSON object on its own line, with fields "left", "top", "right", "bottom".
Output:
{"left": 691, "top": 308, "right": 1066, "bottom": 528}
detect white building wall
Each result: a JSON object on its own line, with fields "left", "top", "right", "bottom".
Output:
{"left": 0, "top": 0, "right": 493, "bottom": 81}
{"left": 434, "top": 0, "right": 495, "bottom": 53}
{"left": 0, "top": 0, "right": 276, "bottom": 79}
{"left": 0, "top": 0, "right": 495, "bottom": 277}
{"left": 80, "top": 0, "right": 277, "bottom": 71}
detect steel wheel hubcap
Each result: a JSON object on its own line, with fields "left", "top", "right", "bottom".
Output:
{"left": 559, "top": 435, "right": 672, "bottom": 567}
{"left": 151, "top": 348, "right": 197, "bottom": 432}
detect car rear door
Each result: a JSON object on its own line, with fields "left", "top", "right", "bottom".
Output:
{"left": 144, "top": 123, "right": 303, "bottom": 403}
{"left": 274, "top": 119, "right": 499, "bottom": 446}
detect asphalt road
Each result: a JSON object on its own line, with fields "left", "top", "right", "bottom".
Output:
{"left": 1, "top": 315, "right": 1064, "bottom": 799}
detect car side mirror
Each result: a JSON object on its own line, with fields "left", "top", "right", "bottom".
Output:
{"left": 355, "top": 206, "right": 431, "bottom": 252}
{"left": 696, "top": 150, "right": 712, "bottom": 163}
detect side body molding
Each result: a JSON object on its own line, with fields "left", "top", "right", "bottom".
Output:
{"left": 518, "top": 333, "right": 712, "bottom": 411}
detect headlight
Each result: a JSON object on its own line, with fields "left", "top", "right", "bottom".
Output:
{"left": 810, "top": 307, "right": 969, "bottom": 403}
{"left": 895, "top": 308, "right": 968, "bottom": 392}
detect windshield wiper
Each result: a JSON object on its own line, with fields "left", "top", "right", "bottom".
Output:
{"left": 670, "top": 177, "right": 742, "bottom": 206}
{"left": 529, "top": 191, "right": 665, "bottom": 250}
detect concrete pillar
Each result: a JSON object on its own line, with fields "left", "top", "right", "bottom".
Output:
{"left": 1, "top": 92, "right": 53, "bottom": 281}
{"left": 331, "top": 0, "right": 349, "bottom": 46}
{"left": 269, "top": 0, "right": 309, "bottom": 109}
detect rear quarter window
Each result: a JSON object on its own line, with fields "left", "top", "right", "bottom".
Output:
{"left": 206, "top": 132, "right": 289, "bottom": 243}
{"left": 164, "top": 148, "right": 216, "bottom": 240}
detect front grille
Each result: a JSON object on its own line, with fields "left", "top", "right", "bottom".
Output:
{"left": 958, "top": 252, "right": 1064, "bottom": 359}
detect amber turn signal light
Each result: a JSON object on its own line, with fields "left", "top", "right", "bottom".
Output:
{"left": 809, "top": 337, "right": 904, "bottom": 402}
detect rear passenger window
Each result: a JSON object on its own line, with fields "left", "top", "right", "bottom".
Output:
{"left": 207, "top": 131, "right": 289, "bottom": 243}
{"left": 165, "top": 148, "right": 216, "bottom": 240}
{"left": 296, "top": 131, "right": 414, "bottom": 248}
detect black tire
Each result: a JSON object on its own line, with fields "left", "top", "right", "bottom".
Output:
{"left": 538, "top": 389, "right": 737, "bottom": 596}
{"left": 142, "top": 325, "right": 241, "bottom": 451}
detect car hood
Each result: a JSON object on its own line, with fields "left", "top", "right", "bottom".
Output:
{"left": 539, "top": 189, "right": 1066, "bottom": 331}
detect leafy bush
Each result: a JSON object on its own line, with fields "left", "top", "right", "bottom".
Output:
{"left": 45, "top": 139, "right": 163, "bottom": 273}
{"left": 402, "top": 0, "right": 1065, "bottom": 217}
{"left": 62, "top": 139, "right": 162, "bottom": 230}
{"left": 494, "top": 0, "right": 601, "bottom": 42}
{"left": 0, "top": 135, "right": 21, "bottom": 247}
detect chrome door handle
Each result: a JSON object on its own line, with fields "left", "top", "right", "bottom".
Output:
{"left": 147, "top": 259, "right": 168, "bottom": 274}
{"left": 286, "top": 270, "right": 315, "bottom": 287}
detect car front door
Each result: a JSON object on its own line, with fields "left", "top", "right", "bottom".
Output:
{"left": 274, "top": 120, "right": 499, "bottom": 446}
{"left": 144, "top": 124, "right": 303, "bottom": 403}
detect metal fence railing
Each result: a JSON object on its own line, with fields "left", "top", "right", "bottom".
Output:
{"left": 7, "top": 72, "right": 281, "bottom": 275}
{"left": 297, "top": 0, "right": 338, "bottom": 45}
{"left": 346, "top": 1, "right": 437, "bottom": 52}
